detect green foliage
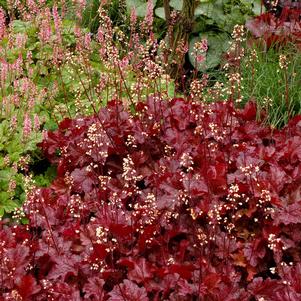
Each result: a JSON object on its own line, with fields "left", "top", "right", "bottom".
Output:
{"left": 81, "top": 0, "right": 100, "bottom": 33}
{"left": 0, "top": 17, "right": 82, "bottom": 216}
{"left": 0, "top": 120, "right": 42, "bottom": 215}
{"left": 0, "top": 0, "right": 7, "bottom": 10}
{"left": 126, "top": 0, "right": 158, "bottom": 16}
{"left": 151, "top": 0, "right": 264, "bottom": 70}
{"left": 240, "top": 44, "right": 301, "bottom": 128}
{"left": 200, "top": 42, "right": 301, "bottom": 129}
{"left": 82, "top": 0, "right": 134, "bottom": 34}
{"left": 33, "top": 165, "right": 57, "bottom": 187}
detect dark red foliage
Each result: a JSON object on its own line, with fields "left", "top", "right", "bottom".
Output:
{"left": 1, "top": 98, "right": 301, "bottom": 300}
{"left": 246, "top": 7, "right": 301, "bottom": 49}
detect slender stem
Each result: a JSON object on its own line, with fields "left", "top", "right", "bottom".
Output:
{"left": 117, "top": 63, "right": 134, "bottom": 106}
{"left": 41, "top": 201, "right": 60, "bottom": 255}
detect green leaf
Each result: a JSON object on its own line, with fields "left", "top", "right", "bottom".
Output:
{"left": 34, "top": 165, "right": 57, "bottom": 187}
{"left": 169, "top": 0, "right": 183, "bottom": 10}
{"left": 155, "top": 7, "right": 165, "bottom": 19}
{"left": 44, "top": 119, "right": 58, "bottom": 131}
{"left": 192, "top": 17, "right": 207, "bottom": 33}
{"left": 195, "top": 2, "right": 214, "bottom": 18}
{"left": 0, "top": 0, "right": 7, "bottom": 10}
{"left": 3, "top": 200, "right": 19, "bottom": 213}
{"left": 24, "top": 133, "right": 43, "bottom": 152}
{"left": 167, "top": 81, "right": 175, "bottom": 98}
{"left": 252, "top": 0, "right": 264, "bottom": 15}
{"left": 0, "top": 169, "right": 12, "bottom": 182}
{"left": 11, "top": 20, "right": 35, "bottom": 34}
{"left": 0, "top": 191, "right": 9, "bottom": 202}
{"left": 126, "top": 0, "right": 157, "bottom": 17}
{"left": 6, "top": 139, "right": 23, "bottom": 157}
{"left": 21, "top": 217, "right": 29, "bottom": 224}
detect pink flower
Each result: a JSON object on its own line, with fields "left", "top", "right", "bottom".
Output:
{"left": 74, "top": 26, "right": 81, "bottom": 39}
{"left": 202, "top": 73, "right": 209, "bottom": 86}
{"left": 34, "top": 114, "right": 40, "bottom": 131}
{"left": 52, "top": 5, "right": 62, "bottom": 43}
{"left": 196, "top": 54, "right": 205, "bottom": 63}
{"left": 194, "top": 38, "right": 208, "bottom": 53}
{"left": 0, "top": 9, "right": 6, "bottom": 40}
{"left": 26, "top": 0, "right": 39, "bottom": 15}
{"left": 26, "top": 51, "right": 33, "bottom": 63}
{"left": 143, "top": 0, "right": 153, "bottom": 31}
{"left": 12, "top": 54, "right": 23, "bottom": 76}
{"left": 130, "top": 7, "right": 137, "bottom": 26}
{"left": 15, "top": 33, "right": 28, "bottom": 49}
{"left": 13, "top": 95, "right": 20, "bottom": 107}
{"left": 97, "top": 28, "right": 104, "bottom": 44}
{"left": 200, "top": 38, "right": 208, "bottom": 52}
{"left": 84, "top": 33, "right": 91, "bottom": 50}
{"left": 23, "top": 113, "right": 32, "bottom": 138}
{"left": 8, "top": 180, "right": 17, "bottom": 192}
{"left": 39, "top": 17, "right": 52, "bottom": 43}
{"left": 119, "top": 57, "right": 129, "bottom": 69}
{"left": 0, "top": 59, "right": 8, "bottom": 83}
{"left": 20, "top": 78, "right": 30, "bottom": 93}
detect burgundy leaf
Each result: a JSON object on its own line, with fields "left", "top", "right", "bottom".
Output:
{"left": 15, "top": 275, "right": 41, "bottom": 299}
{"left": 168, "top": 264, "right": 195, "bottom": 280}
{"left": 273, "top": 202, "right": 301, "bottom": 225}
{"left": 127, "top": 258, "right": 152, "bottom": 283}
{"left": 83, "top": 277, "right": 105, "bottom": 300}
{"left": 177, "top": 278, "right": 200, "bottom": 296}
{"left": 203, "top": 272, "right": 222, "bottom": 291}
{"left": 248, "top": 277, "right": 283, "bottom": 298}
{"left": 49, "top": 282, "right": 81, "bottom": 301}
{"left": 47, "top": 254, "right": 79, "bottom": 281}
{"left": 243, "top": 239, "right": 266, "bottom": 267}
{"left": 108, "top": 280, "right": 149, "bottom": 301}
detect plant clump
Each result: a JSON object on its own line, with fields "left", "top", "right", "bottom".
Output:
{"left": 1, "top": 97, "right": 301, "bottom": 300}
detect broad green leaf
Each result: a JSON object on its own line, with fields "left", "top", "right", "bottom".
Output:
{"left": 24, "top": 134, "right": 42, "bottom": 152}
{"left": 211, "top": 8, "right": 227, "bottom": 25}
{"left": 126, "top": 0, "right": 157, "bottom": 17}
{"left": 6, "top": 139, "right": 23, "bottom": 156}
{"left": 0, "top": 169, "right": 12, "bottom": 182}
{"left": 3, "top": 200, "right": 19, "bottom": 213}
{"left": 155, "top": 7, "right": 165, "bottom": 19}
{"left": 21, "top": 217, "right": 29, "bottom": 224}
{"left": 252, "top": 0, "right": 264, "bottom": 15}
{"left": 0, "top": 190, "right": 9, "bottom": 200}
{"left": 170, "top": 0, "right": 183, "bottom": 10}
{"left": 192, "top": 17, "right": 207, "bottom": 33}
{"left": 44, "top": 119, "right": 58, "bottom": 131}
{"left": 195, "top": 2, "right": 214, "bottom": 18}
{"left": 11, "top": 20, "right": 35, "bottom": 34}
{"left": 0, "top": 0, "right": 7, "bottom": 10}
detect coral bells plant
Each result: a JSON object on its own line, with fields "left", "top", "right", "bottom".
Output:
{"left": 246, "top": 7, "right": 301, "bottom": 49}
{"left": 1, "top": 97, "right": 301, "bottom": 300}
